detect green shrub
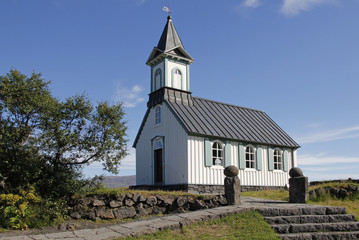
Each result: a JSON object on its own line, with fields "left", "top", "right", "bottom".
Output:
{"left": 0, "top": 188, "right": 66, "bottom": 230}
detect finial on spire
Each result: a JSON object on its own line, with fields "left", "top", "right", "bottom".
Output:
{"left": 162, "top": 6, "right": 171, "bottom": 17}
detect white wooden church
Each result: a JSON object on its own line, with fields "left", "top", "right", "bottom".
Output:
{"left": 133, "top": 16, "right": 300, "bottom": 194}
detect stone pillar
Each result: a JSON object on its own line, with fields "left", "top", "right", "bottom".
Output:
{"left": 289, "top": 167, "right": 308, "bottom": 203}
{"left": 224, "top": 165, "right": 241, "bottom": 205}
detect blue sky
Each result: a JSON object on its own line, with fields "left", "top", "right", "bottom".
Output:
{"left": 1, "top": 0, "right": 358, "bottom": 181}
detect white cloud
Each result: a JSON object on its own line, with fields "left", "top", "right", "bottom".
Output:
{"left": 296, "top": 125, "right": 359, "bottom": 144}
{"left": 298, "top": 153, "right": 359, "bottom": 165}
{"left": 280, "top": 0, "right": 336, "bottom": 16}
{"left": 114, "top": 84, "right": 145, "bottom": 108}
{"left": 243, "top": 0, "right": 262, "bottom": 8}
{"left": 298, "top": 153, "right": 359, "bottom": 181}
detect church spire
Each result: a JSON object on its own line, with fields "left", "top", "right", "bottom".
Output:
{"left": 156, "top": 16, "right": 184, "bottom": 52}
{"left": 146, "top": 16, "right": 194, "bottom": 66}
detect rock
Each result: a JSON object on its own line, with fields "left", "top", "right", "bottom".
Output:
{"left": 70, "top": 211, "right": 82, "bottom": 219}
{"left": 170, "top": 207, "right": 186, "bottom": 213}
{"left": 139, "top": 195, "right": 147, "bottom": 202}
{"left": 124, "top": 199, "right": 134, "bottom": 207}
{"left": 191, "top": 199, "right": 206, "bottom": 210}
{"left": 80, "top": 197, "right": 91, "bottom": 206}
{"left": 73, "top": 204, "right": 85, "bottom": 213}
{"left": 155, "top": 195, "right": 164, "bottom": 204}
{"left": 117, "top": 195, "right": 125, "bottom": 201}
{"left": 162, "top": 195, "right": 175, "bottom": 206}
{"left": 113, "top": 206, "right": 136, "bottom": 219}
{"left": 66, "top": 223, "right": 77, "bottom": 230}
{"left": 175, "top": 196, "right": 188, "bottom": 207}
{"left": 152, "top": 206, "right": 166, "bottom": 214}
{"left": 92, "top": 199, "right": 105, "bottom": 207}
{"left": 218, "top": 195, "right": 227, "bottom": 205}
{"left": 135, "top": 203, "right": 152, "bottom": 216}
{"left": 57, "top": 222, "right": 78, "bottom": 231}
{"left": 137, "top": 207, "right": 153, "bottom": 216}
{"left": 83, "top": 210, "right": 96, "bottom": 221}
{"left": 289, "top": 167, "right": 304, "bottom": 178}
{"left": 133, "top": 193, "right": 141, "bottom": 202}
{"left": 109, "top": 200, "right": 123, "bottom": 208}
{"left": 330, "top": 187, "right": 339, "bottom": 196}
{"left": 95, "top": 207, "right": 115, "bottom": 219}
{"left": 58, "top": 223, "right": 67, "bottom": 231}
{"left": 146, "top": 196, "right": 157, "bottom": 206}
{"left": 339, "top": 189, "right": 348, "bottom": 198}
{"left": 224, "top": 165, "right": 239, "bottom": 177}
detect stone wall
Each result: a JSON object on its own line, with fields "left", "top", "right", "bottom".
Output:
{"left": 67, "top": 193, "right": 228, "bottom": 221}
{"left": 309, "top": 184, "right": 359, "bottom": 199}
{"left": 131, "top": 184, "right": 285, "bottom": 194}
{"left": 310, "top": 179, "right": 359, "bottom": 186}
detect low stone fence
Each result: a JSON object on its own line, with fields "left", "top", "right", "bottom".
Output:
{"left": 309, "top": 184, "right": 359, "bottom": 199}
{"left": 131, "top": 184, "right": 285, "bottom": 195}
{"left": 67, "top": 193, "right": 228, "bottom": 221}
{"left": 310, "top": 179, "right": 359, "bottom": 186}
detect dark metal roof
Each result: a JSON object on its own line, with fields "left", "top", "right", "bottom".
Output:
{"left": 133, "top": 92, "right": 300, "bottom": 148}
{"left": 146, "top": 16, "right": 194, "bottom": 65}
{"left": 157, "top": 16, "right": 184, "bottom": 51}
{"left": 166, "top": 97, "right": 300, "bottom": 148}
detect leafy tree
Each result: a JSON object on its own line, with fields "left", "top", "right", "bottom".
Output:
{"left": 0, "top": 69, "right": 127, "bottom": 198}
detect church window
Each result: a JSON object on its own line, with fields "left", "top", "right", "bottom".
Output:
{"left": 245, "top": 146, "right": 256, "bottom": 169}
{"left": 155, "top": 69, "right": 162, "bottom": 90}
{"left": 155, "top": 106, "right": 161, "bottom": 125}
{"left": 172, "top": 69, "right": 182, "bottom": 89}
{"left": 273, "top": 149, "right": 283, "bottom": 170}
{"left": 212, "top": 141, "right": 224, "bottom": 166}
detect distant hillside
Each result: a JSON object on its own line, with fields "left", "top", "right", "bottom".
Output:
{"left": 102, "top": 175, "right": 136, "bottom": 188}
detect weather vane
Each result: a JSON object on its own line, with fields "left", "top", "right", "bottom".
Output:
{"left": 162, "top": 6, "right": 171, "bottom": 16}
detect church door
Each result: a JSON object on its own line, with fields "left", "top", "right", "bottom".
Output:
{"left": 154, "top": 149, "right": 163, "bottom": 183}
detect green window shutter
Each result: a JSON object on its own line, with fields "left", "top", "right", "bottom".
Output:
{"left": 204, "top": 139, "right": 212, "bottom": 167}
{"left": 283, "top": 149, "right": 289, "bottom": 172}
{"left": 238, "top": 143, "right": 245, "bottom": 169}
{"left": 268, "top": 147, "right": 274, "bottom": 171}
{"left": 224, "top": 142, "right": 231, "bottom": 167}
{"left": 256, "top": 146, "right": 263, "bottom": 171}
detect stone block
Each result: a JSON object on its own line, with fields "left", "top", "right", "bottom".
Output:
{"left": 224, "top": 176, "right": 241, "bottom": 205}
{"left": 289, "top": 176, "right": 308, "bottom": 203}
{"left": 109, "top": 200, "right": 123, "bottom": 208}
{"left": 113, "top": 206, "right": 136, "bottom": 219}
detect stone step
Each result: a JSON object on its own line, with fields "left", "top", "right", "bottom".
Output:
{"left": 279, "top": 231, "right": 359, "bottom": 240}
{"left": 264, "top": 214, "right": 356, "bottom": 225}
{"left": 272, "top": 221, "right": 359, "bottom": 234}
{"left": 257, "top": 206, "right": 346, "bottom": 217}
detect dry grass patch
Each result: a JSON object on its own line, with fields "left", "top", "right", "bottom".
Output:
{"left": 241, "top": 189, "right": 289, "bottom": 201}
{"left": 121, "top": 210, "right": 280, "bottom": 240}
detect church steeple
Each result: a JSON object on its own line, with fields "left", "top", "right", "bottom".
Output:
{"left": 146, "top": 16, "right": 194, "bottom": 66}
{"left": 157, "top": 16, "right": 184, "bottom": 52}
{"left": 147, "top": 16, "right": 194, "bottom": 96}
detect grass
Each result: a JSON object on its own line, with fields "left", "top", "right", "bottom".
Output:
{"left": 242, "top": 189, "right": 289, "bottom": 201}
{"left": 120, "top": 210, "right": 280, "bottom": 240}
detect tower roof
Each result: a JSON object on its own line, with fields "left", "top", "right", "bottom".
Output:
{"left": 157, "top": 16, "right": 184, "bottom": 51}
{"left": 146, "top": 16, "right": 194, "bottom": 65}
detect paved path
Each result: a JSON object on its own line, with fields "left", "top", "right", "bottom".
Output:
{"left": 0, "top": 198, "right": 316, "bottom": 240}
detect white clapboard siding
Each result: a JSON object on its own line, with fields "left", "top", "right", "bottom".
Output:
{"left": 187, "top": 136, "right": 296, "bottom": 186}
{"left": 136, "top": 102, "right": 188, "bottom": 185}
